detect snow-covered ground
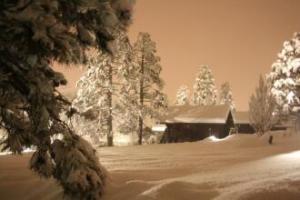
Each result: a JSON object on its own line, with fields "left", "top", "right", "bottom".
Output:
{"left": 1, "top": 131, "right": 300, "bottom": 200}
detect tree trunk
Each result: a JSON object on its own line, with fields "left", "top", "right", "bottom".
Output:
{"left": 138, "top": 116, "right": 143, "bottom": 145}
{"left": 138, "top": 52, "right": 145, "bottom": 145}
{"left": 107, "top": 64, "right": 114, "bottom": 146}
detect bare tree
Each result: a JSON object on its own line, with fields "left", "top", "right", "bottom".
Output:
{"left": 249, "top": 75, "right": 277, "bottom": 135}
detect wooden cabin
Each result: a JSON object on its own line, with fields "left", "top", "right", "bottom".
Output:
{"left": 233, "top": 111, "right": 255, "bottom": 134}
{"left": 160, "top": 105, "right": 234, "bottom": 143}
{"left": 234, "top": 111, "right": 291, "bottom": 133}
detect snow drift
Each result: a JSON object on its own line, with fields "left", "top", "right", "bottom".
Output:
{"left": 1, "top": 131, "right": 300, "bottom": 200}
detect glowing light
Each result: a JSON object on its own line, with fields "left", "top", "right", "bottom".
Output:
{"left": 114, "top": 134, "right": 134, "bottom": 146}
{"left": 208, "top": 135, "right": 231, "bottom": 142}
{"left": 0, "top": 148, "right": 35, "bottom": 156}
{"left": 279, "top": 151, "right": 300, "bottom": 159}
{"left": 152, "top": 124, "right": 167, "bottom": 132}
{"left": 208, "top": 135, "right": 224, "bottom": 142}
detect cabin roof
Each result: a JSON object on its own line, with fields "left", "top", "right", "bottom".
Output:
{"left": 162, "top": 105, "right": 232, "bottom": 124}
{"left": 233, "top": 111, "right": 250, "bottom": 124}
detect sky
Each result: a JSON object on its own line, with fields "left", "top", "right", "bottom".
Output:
{"left": 56, "top": 0, "right": 300, "bottom": 111}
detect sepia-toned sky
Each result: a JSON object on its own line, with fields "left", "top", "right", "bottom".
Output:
{"left": 57, "top": 0, "right": 300, "bottom": 111}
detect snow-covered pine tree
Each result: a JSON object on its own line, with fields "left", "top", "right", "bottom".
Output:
{"left": 133, "top": 32, "right": 168, "bottom": 145}
{"left": 219, "top": 82, "right": 235, "bottom": 110}
{"left": 268, "top": 32, "right": 300, "bottom": 114}
{"left": 249, "top": 75, "right": 277, "bottom": 135}
{"left": 175, "top": 85, "right": 190, "bottom": 105}
{"left": 106, "top": 30, "right": 141, "bottom": 145}
{"left": 192, "top": 65, "right": 218, "bottom": 106}
{"left": 116, "top": 83, "right": 139, "bottom": 140}
{"left": 113, "top": 42, "right": 140, "bottom": 143}
{"left": 0, "top": 1, "right": 135, "bottom": 199}
{"left": 72, "top": 51, "right": 115, "bottom": 146}
{"left": 73, "top": 31, "right": 133, "bottom": 147}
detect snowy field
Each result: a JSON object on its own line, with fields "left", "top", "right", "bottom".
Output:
{"left": 1, "top": 131, "right": 300, "bottom": 200}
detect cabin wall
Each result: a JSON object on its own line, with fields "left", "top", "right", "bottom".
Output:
{"left": 271, "top": 126, "right": 288, "bottom": 131}
{"left": 160, "top": 111, "right": 236, "bottom": 143}
{"left": 161, "top": 123, "right": 230, "bottom": 143}
{"left": 236, "top": 123, "right": 288, "bottom": 134}
{"left": 236, "top": 123, "right": 255, "bottom": 134}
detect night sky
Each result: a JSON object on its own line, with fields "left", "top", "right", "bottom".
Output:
{"left": 56, "top": 0, "right": 300, "bottom": 111}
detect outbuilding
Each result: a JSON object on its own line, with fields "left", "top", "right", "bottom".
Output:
{"left": 233, "top": 111, "right": 255, "bottom": 134}
{"left": 160, "top": 105, "right": 234, "bottom": 143}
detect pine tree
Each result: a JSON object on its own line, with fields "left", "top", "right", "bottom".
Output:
{"left": 249, "top": 75, "right": 277, "bottom": 135}
{"left": 0, "top": 1, "right": 134, "bottom": 199}
{"left": 116, "top": 83, "right": 139, "bottom": 141}
{"left": 192, "top": 65, "right": 218, "bottom": 106}
{"left": 72, "top": 51, "right": 116, "bottom": 146}
{"left": 73, "top": 31, "right": 133, "bottom": 147}
{"left": 115, "top": 36, "right": 140, "bottom": 141}
{"left": 268, "top": 32, "right": 300, "bottom": 114}
{"left": 133, "top": 32, "right": 167, "bottom": 145}
{"left": 116, "top": 70, "right": 140, "bottom": 140}
{"left": 175, "top": 85, "right": 190, "bottom": 105}
{"left": 219, "top": 82, "right": 235, "bottom": 110}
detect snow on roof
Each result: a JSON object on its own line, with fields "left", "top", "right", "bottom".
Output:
{"left": 234, "top": 111, "right": 250, "bottom": 124}
{"left": 162, "top": 105, "right": 231, "bottom": 124}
